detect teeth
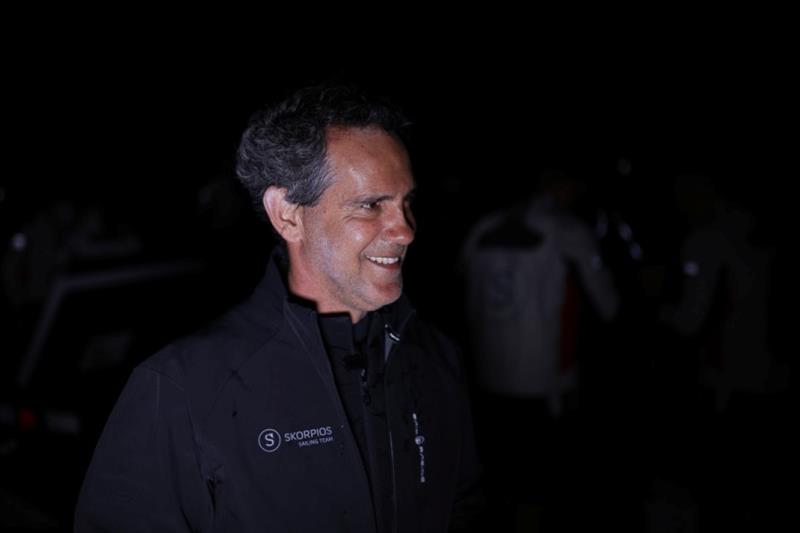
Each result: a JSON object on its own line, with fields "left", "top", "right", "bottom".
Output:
{"left": 366, "top": 256, "right": 400, "bottom": 265}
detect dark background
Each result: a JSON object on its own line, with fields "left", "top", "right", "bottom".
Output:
{"left": 1, "top": 31, "right": 796, "bottom": 531}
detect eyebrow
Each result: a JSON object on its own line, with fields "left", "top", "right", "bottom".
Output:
{"left": 350, "top": 188, "right": 417, "bottom": 206}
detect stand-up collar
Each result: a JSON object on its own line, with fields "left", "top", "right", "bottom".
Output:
{"left": 250, "top": 247, "right": 415, "bottom": 338}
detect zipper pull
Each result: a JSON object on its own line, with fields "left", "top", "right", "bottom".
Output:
{"left": 383, "top": 324, "right": 401, "bottom": 362}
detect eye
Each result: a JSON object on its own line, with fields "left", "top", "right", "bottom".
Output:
{"left": 360, "top": 201, "right": 380, "bottom": 210}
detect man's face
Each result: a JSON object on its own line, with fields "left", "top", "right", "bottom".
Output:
{"left": 293, "top": 126, "right": 416, "bottom": 321}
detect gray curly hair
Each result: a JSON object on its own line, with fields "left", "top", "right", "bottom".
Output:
{"left": 236, "top": 83, "right": 410, "bottom": 214}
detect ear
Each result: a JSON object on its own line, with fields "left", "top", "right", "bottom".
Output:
{"left": 262, "top": 186, "right": 304, "bottom": 242}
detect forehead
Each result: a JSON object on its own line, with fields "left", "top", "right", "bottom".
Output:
{"left": 323, "top": 126, "right": 414, "bottom": 195}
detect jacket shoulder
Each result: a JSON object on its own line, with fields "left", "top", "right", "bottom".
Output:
{"left": 139, "top": 297, "right": 283, "bottom": 420}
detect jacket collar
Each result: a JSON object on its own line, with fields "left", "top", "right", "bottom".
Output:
{"left": 252, "top": 246, "right": 416, "bottom": 338}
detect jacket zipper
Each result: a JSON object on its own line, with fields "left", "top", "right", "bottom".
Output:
{"left": 286, "top": 305, "right": 379, "bottom": 531}
{"left": 384, "top": 324, "right": 400, "bottom": 533}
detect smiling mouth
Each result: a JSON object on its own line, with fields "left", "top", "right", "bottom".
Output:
{"left": 366, "top": 255, "right": 401, "bottom": 266}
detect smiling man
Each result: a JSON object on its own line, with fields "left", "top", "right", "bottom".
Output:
{"left": 75, "top": 84, "right": 483, "bottom": 532}
{"left": 271, "top": 125, "right": 416, "bottom": 321}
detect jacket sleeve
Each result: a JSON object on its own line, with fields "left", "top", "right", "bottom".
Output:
{"left": 75, "top": 365, "right": 211, "bottom": 532}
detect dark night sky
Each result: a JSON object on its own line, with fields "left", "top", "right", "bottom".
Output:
{"left": 7, "top": 47, "right": 792, "bottom": 181}
{"left": 4, "top": 34, "right": 795, "bottom": 258}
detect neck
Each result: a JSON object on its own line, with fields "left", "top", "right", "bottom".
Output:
{"left": 286, "top": 249, "right": 365, "bottom": 324}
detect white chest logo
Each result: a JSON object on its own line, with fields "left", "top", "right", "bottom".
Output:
{"left": 284, "top": 426, "right": 334, "bottom": 447}
{"left": 257, "top": 428, "right": 282, "bottom": 453}
{"left": 258, "top": 425, "right": 336, "bottom": 453}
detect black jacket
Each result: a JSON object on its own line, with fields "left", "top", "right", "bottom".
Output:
{"left": 75, "top": 255, "right": 483, "bottom": 532}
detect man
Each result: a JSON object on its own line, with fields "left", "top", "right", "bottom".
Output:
{"left": 659, "top": 175, "right": 784, "bottom": 410}
{"left": 75, "top": 84, "right": 483, "bottom": 532}
{"left": 655, "top": 175, "right": 788, "bottom": 530}
{"left": 461, "top": 169, "right": 618, "bottom": 417}
{"left": 459, "top": 170, "right": 618, "bottom": 528}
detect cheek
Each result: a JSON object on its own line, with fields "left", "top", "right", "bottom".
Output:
{"left": 343, "top": 221, "right": 373, "bottom": 249}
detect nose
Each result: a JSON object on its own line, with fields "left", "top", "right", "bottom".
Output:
{"left": 385, "top": 203, "right": 415, "bottom": 246}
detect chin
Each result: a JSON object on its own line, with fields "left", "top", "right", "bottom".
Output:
{"left": 366, "top": 287, "right": 402, "bottom": 310}
{"left": 380, "top": 290, "right": 403, "bottom": 307}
